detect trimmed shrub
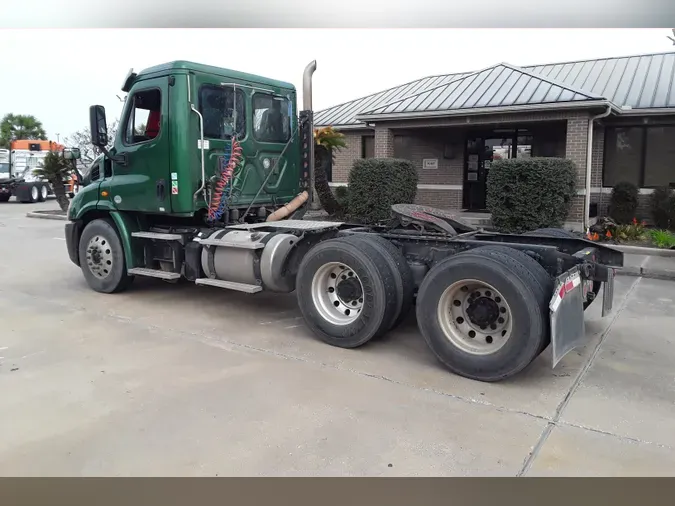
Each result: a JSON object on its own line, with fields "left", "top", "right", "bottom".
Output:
{"left": 333, "top": 185, "right": 350, "bottom": 215}
{"left": 609, "top": 181, "right": 639, "bottom": 225}
{"left": 486, "top": 157, "right": 577, "bottom": 234}
{"left": 649, "top": 186, "right": 674, "bottom": 229}
{"left": 347, "top": 158, "right": 418, "bottom": 224}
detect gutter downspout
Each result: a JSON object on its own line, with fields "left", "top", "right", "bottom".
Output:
{"left": 584, "top": 105, "right": 612, "bottom": 231}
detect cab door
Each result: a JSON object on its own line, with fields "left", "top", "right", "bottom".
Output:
{"left": 107, "top": 77, "right": 172, "bottom": 214}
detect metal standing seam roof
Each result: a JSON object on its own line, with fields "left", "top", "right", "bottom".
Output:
{"left": 314, "top": 51, "right": 675, "bottom": 127}
{"left": 358, "top": 63, "right": 604, "bottom": 118}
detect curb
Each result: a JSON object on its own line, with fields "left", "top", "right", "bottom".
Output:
{"left": 26, "top": 212, "right": 68, "bottom": 221}
{"left": 609, "top": 244, "right": 675, "bottom": 258}
{"left": 615, "top": 267, "right": 675, "bottom": 281}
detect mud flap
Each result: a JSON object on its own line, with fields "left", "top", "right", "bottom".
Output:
{"left": 549, "top": 266, "right": 585, "bottom": 368}
{"left": 601, "top": 267, "right": 615, "bottom": 318}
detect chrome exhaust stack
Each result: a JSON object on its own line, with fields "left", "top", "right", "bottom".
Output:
{"left": 300, "top": 60, "right": 317, "bottom": 210}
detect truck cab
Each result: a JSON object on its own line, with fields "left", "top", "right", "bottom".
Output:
{"left": 69, "top": 61, "right": 304, "bottom": 226}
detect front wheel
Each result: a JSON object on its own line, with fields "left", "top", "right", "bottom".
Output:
{"left": 78, "top": 218, "right": 134, "bottom": 294}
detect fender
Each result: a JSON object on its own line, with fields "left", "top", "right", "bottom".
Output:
{"left": 108, "top": 209, "right": 143, "bottom": 270}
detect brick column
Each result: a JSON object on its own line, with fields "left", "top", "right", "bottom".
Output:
{"left": 565, "top": 114, "right": 590, "bottom": 230}
{"left": 374, "top": 127, "right": 394, "bottom": 158}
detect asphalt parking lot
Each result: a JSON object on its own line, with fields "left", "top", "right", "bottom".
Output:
{"left": 1, "top": 199, "right": 675, "bottom": 477}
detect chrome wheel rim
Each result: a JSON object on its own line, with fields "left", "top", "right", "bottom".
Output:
{"left": 437, "top": 279, "right": 512, "bottom": 355}
{"left": 85, "top": 235, "right": 113, "bottom": 279}
{"left": 40, "top": 185, "right": 48, "bottom": 199}
{"left": 31, "top": 186, "right": 38, "bottom": 200}
{"left": 311, "top": 262, "right": 364, "bottom": 325}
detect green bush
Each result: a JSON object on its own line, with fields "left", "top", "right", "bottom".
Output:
{"left": 333, "top": 185, "right": 350, "bottom": 215}
{"left": 486, "top": 157, "right": 577, "bottom": 234}
{"left": 609, "top": 181, "right": 639, "bottom": 225}
{"left": 347, "top": 158, "right": 418, "bottom": 224}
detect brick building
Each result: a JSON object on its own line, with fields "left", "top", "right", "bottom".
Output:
{"left": 314, "top": 52, "right": 675, "bottom": 231}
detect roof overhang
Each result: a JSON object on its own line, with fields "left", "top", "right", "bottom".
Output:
{"left": 356, "top": 100, "right": 620, "bottom": 123}
{"left": 616, "top": 107, "right": 675, "bottom": 116}
{"left": 315, "top": 123, "right": 374, "bottom": 131}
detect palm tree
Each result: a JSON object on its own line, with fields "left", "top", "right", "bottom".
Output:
{"left": 33, "top": 151, "right": 73, "bottom": 212}
{"left": 314, "top": 126, "right": 347, "bottom": 216}
{"left": 0, "top": 114, "right": 47, "bottom": 148}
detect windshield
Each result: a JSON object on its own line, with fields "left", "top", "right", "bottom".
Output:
{"left": 253, "top": 94, "right": 291, "bottom": 143}
{"left": 0, "top": 162, "right": 9, "bottom": 174}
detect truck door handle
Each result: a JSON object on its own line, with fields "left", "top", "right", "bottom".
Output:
{"left": 156, "top": 179, "right": 165, "bottom": 201}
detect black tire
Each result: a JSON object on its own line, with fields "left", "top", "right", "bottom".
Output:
{"left": 416, "top": 247, "right": 549, "bottom": 382}
{"left": 349, "top": 233, "right": 415, "bottom": 330}
{"left": 27, "top": 184, "right": 39, "bottom": 203}
{"left": 469, "top": 245, "right": 553, "bottom": 353}
{"left": 37, "top": 184, "right": 47, "bottom": 202}
{"left": 78, "top": 218, "right": 134, "bottom": 294}
{"left": 296, "top": 237, "right": 398, "bottom": 348}
{"left": 0, "top": 194, "right": 10, "bottom": 203}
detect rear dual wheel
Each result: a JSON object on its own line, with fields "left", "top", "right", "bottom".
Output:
{"left": 416, "top": 246, "right": 552, "bottom": 382}
{"left": 296, "top": 235, "right": 413, "bottom": 349}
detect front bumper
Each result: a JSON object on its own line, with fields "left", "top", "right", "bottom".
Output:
{"left": 65, "top": 222, "right": 81, "bottom": 267}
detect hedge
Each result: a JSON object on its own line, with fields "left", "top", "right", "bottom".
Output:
{"left": 347, "top": 158, "right": 418, "bottom": 224}
{"left": 486, "top": 157, "right": 577, "bottom": 234}
{"left": 609, "top": 181, "right": 639, "bottom": 225}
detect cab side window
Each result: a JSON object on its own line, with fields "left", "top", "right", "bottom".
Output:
{"left": 124, "top": 88, "right": 162, "bottom": 145}
{"left": 198, "top": 85, "right": 246, "bottom": 140}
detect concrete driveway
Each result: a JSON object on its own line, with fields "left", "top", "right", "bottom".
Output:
{"left": 1, "top": 199, "right": 674, "bottom": 476}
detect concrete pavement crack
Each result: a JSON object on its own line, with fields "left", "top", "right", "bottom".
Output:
{"left": 516, "top": 275, "right": 643, "bottom": 477}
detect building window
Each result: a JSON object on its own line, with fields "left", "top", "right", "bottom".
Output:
{"left": 362, "top": 135, "right": 374, "bottom": 158}
{"left": 603, "top": 125, "right": 675, "bottom": 188}
{"left": 644, "top": 126, "right": 675, "bottom": 188}
{"left": 603, "top": 127, "right": 643, "bottom": 187}
{"left": 198, "top": 85, "right": 246, "bottom": 140}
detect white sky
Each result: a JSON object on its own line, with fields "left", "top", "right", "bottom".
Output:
{"left": 0, "top": 28, "right": 672, "bottom": 141}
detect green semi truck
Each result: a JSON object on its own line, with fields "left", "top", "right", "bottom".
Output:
{"left": 64, "top": 60, "right": 624, "bottom": 382}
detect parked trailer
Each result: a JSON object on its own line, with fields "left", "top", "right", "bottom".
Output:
{"left": 64, "top": 60, "right": 624, "bottom": 382}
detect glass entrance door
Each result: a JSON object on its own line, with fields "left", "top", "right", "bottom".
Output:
{"left": 463, "top": 133, "right": 517, "bottom": 211}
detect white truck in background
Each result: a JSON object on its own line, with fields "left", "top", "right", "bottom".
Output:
{"left": 0, "top": 141, "right": 58, "bottom": 203}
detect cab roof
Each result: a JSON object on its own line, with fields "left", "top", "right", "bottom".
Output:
{"left": 135, "top": 60, "right": 295, "bottom": 91}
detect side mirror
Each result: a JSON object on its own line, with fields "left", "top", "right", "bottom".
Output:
{"left": 89, "top": 105, "right": 108, "bottom": 147}
{"left": 63, "top": 147, "right": 81, "bottom": 160}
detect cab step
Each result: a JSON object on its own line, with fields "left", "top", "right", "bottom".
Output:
{"left": 128, "top": 267, "right": 181, "bottom": 280}
{"left": 194, "top": 278, "right": 262, "bottom": 293}
{"left": 132, "top": 231, "right": 183, "bottom": 242}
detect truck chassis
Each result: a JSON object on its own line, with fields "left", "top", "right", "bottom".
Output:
{"left": 65, "top": 202, "right": 623, "bottom": 383}
{"left": 0, "top": 177, "right": 52, "bottom": 203}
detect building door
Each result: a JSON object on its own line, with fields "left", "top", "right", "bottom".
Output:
{"left": 463, "top": 134, "right": 514, "bottom": 211}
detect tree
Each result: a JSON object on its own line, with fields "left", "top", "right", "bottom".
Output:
{"left": 62, "top": 120, "right": 118, "bottom": 167}
{"left": 33, "top": 151, "right": 74, "bottom": 212}
{"left": 314, "top": 126, "right": 347, "bottom": 216}
{"left": 0, "top": 114, "right": 47, "bottom": 148}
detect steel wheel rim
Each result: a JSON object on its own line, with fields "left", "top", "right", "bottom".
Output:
{"left": 85, "top": 235, "right": 114, "bottom": 279}
{"left": 31, "top": 186, "right": 38, "bottom": 200}
{"left": 437, "top": 279, "right": 513, "bottom": 355}
{"left": 311, "top": 261, "right": 364, "bottom": 325}
{"left": 40, "top": 185, "right": 48, "bottom": 199}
